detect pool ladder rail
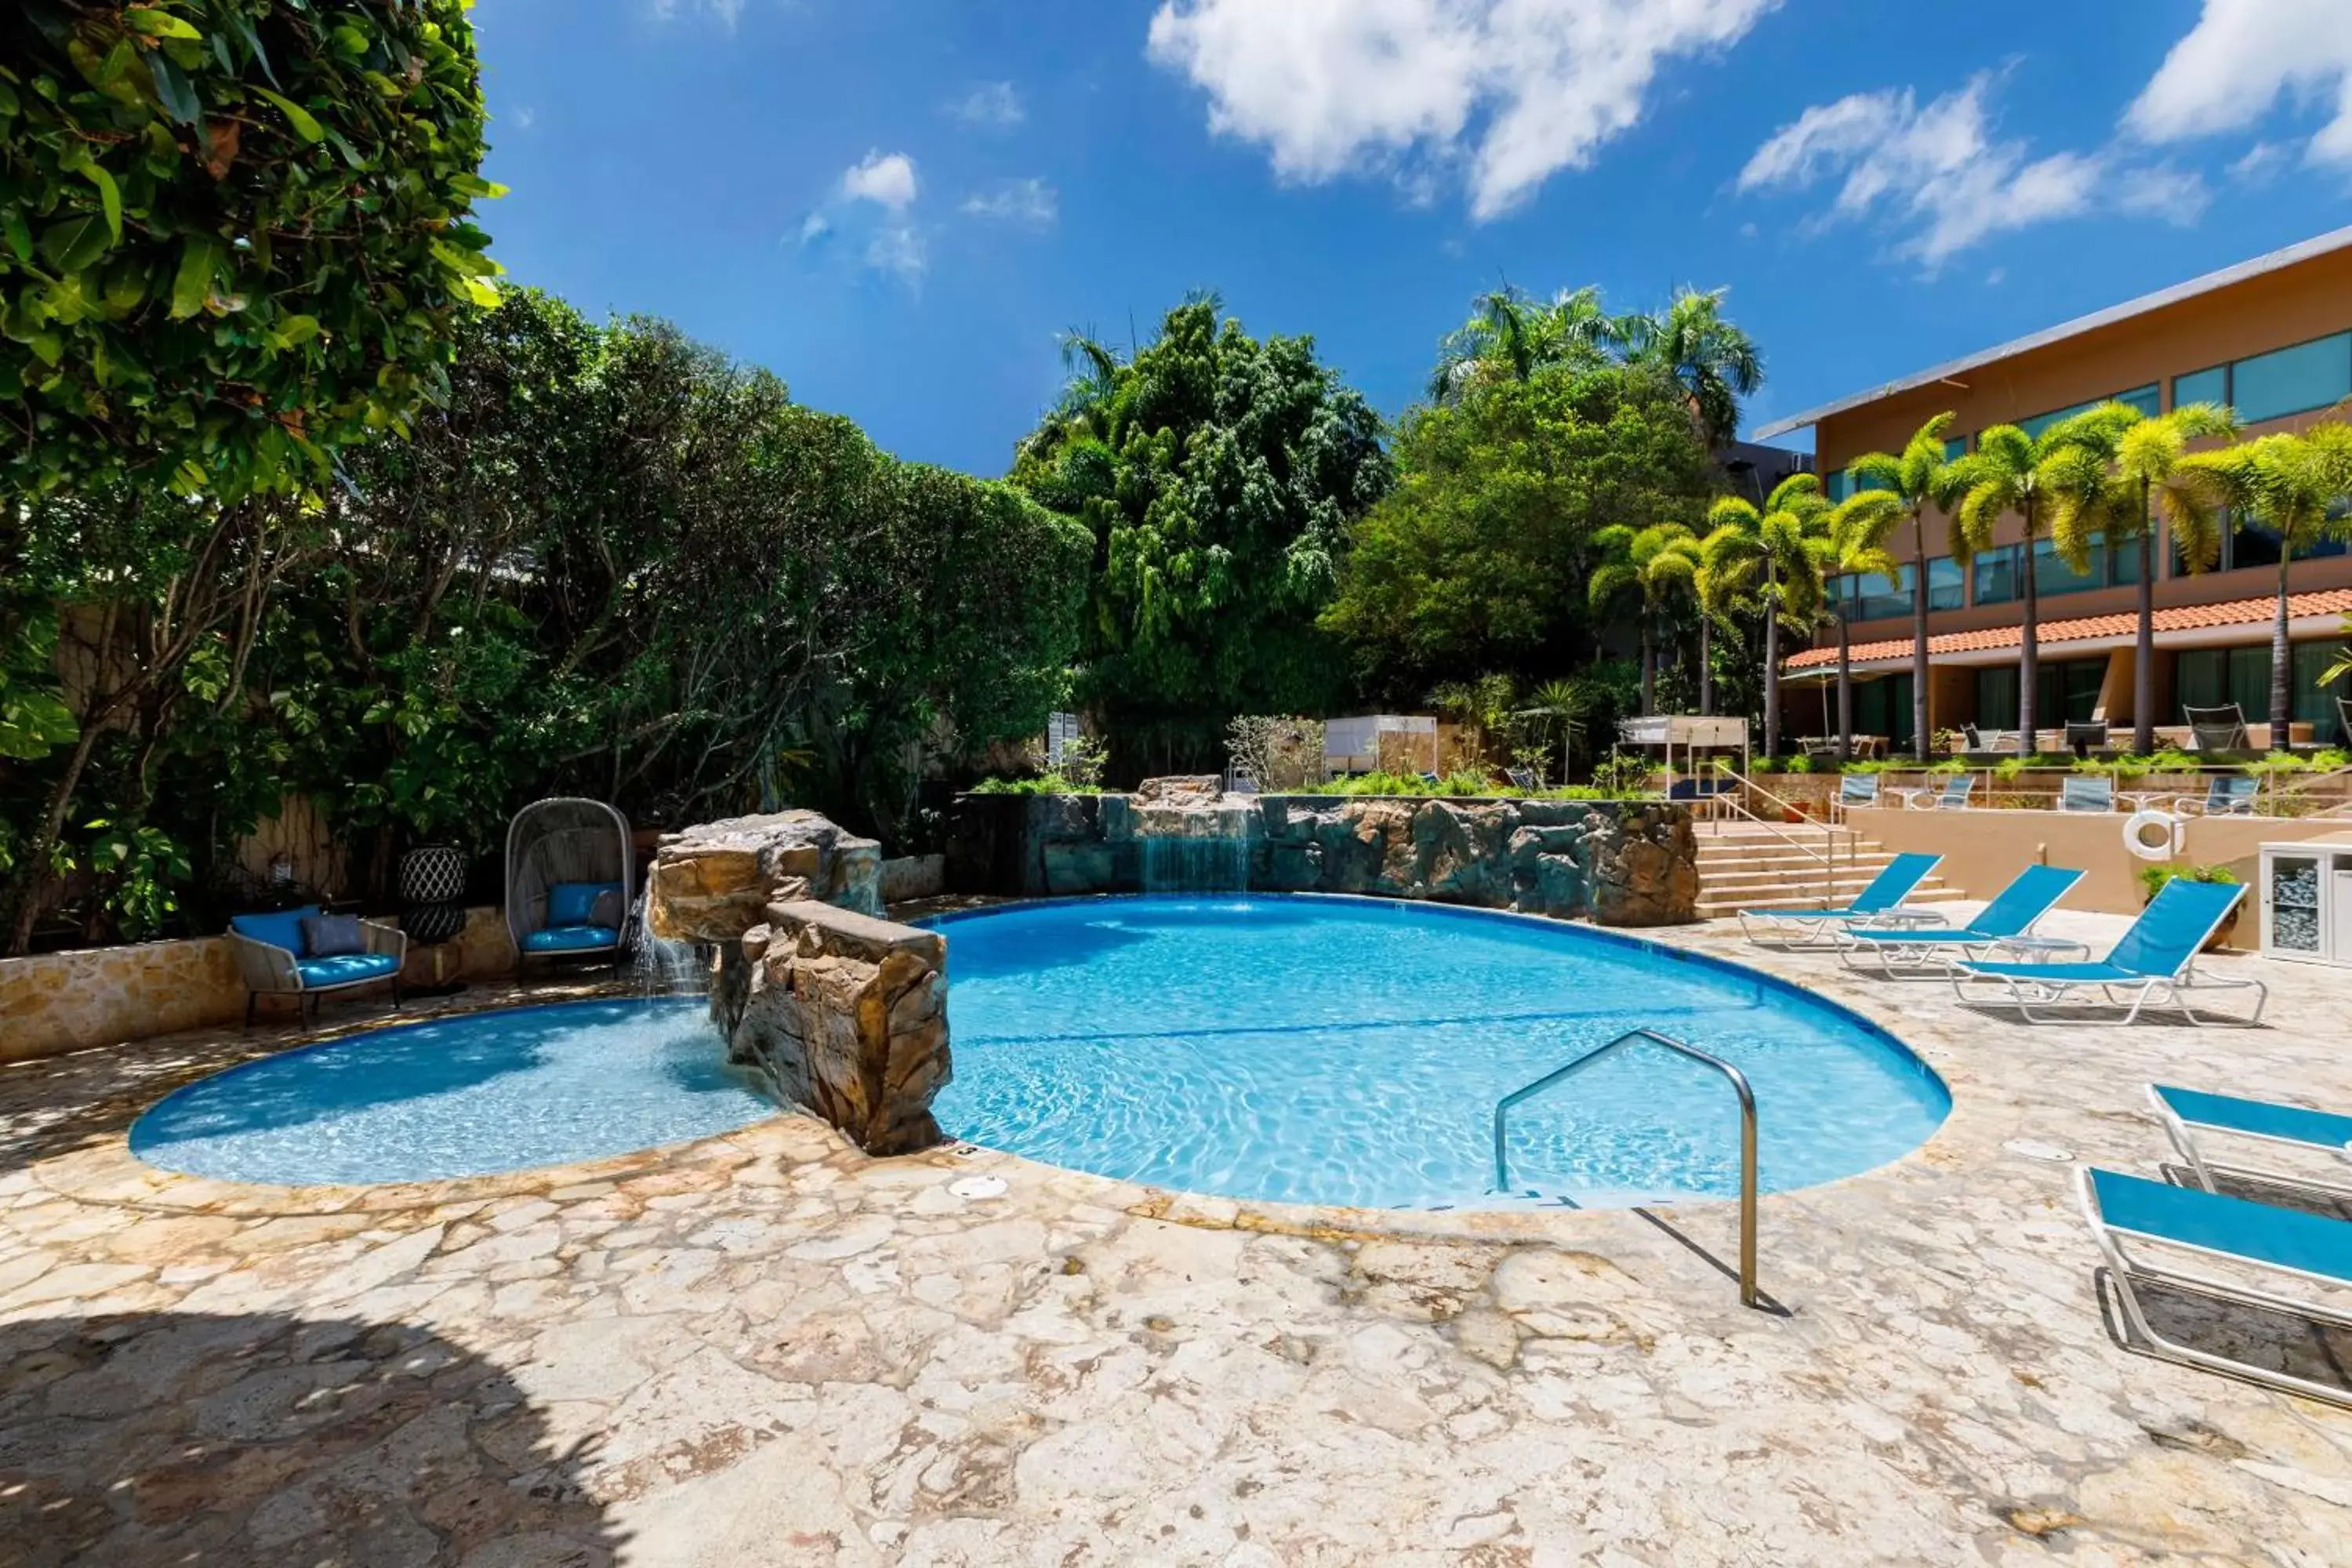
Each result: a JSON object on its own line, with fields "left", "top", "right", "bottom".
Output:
{"left": 1491, "top": 1026, "right": 1762, "bottom": 1309}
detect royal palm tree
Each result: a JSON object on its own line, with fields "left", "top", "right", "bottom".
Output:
{"left": 1831, "top": 414, "right": 1970, "bottom": 762}
{"left": 1428, "top": 285, "right": 1629, "bottom": 404}
{"left": 1709, "top": 474, "right": 1831, "bottom": 758}
{"left": 1622, "top": 288, "right": 1764, "bottom": 448}
{"left": 2183, "top": 422, "right": 2352, "bottom": 748}
{"left": 2043, "top": 402, "right": 2241, "bottom": 753}
{"left": 1820, "top": 495, "right": 1904, "bottom": 763}
{"left": 1946, "top": 407, "right": 2143, "bottom": 755}
{"left": 1591, "top": 522, "right": 1702, "bottom": 716}
{"left": 1693, "top": 521, "right": 1759, "bottom": 717}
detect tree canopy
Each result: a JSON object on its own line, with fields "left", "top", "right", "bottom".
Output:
{"left": 0, "top": 0, "right": 500, "bottom": 503}
{"left": 1322, "top": 362, "right": 1718, "bottom": 702}
{"left": 1012, "top": 299, "right": 1392, "bottom": 744}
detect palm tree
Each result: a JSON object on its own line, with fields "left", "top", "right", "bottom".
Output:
{"left": 1708, "top": 474, "right": 1831, "bottom": 757}
{"left": 1945, "top": 407, "right": 2143, "bottom": 755}
{"left": 1820, "top": 496, "right": 1903, "bottom": 763}
{"left": 1693, "top": 521, "right": 1759, "bottom": 717}
{"left": 2322, "top": 615, "right": 2352, "bottom": 694}
{"left": 2183, "top": 422, "right": 2352, "bottom": 748}
{"left": 1590, "top": 522, "right": 1701, "bottom": 715}
{"left": 1831, "top": 415, "right": 1969, "bottom": 761}
{"left": 2043, "top": 402, "right": 2241, "bottom": 753}
{"left": 1428, "top": 285, "right": 1628, "bottom": 404}
{"left": 1622, "top": 288, "right": 1764, "bottom": 448}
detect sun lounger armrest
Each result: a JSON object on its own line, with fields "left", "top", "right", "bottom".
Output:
{"left": 359, "top": 919, "right": 408, "bottom": 963}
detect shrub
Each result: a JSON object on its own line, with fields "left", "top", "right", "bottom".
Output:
{"left": 2137, "top": 862, "right": 2241, "bottom": 901}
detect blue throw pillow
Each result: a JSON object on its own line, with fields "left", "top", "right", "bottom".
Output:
{"left": 230, "top": 905, "right": 319, "bottom": 955}
{"left": 546, "top": 881, "right": 619, "bottom": 925}
{"left": 301, "top": 913, "right": 367, "bottom": 957}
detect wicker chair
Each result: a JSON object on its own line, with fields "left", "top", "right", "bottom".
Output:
{"left": 506, "top": 798, "right": 633, "bottom": 967}
{"left": 227, "top": 906, "right": 406, "bottom": 1027}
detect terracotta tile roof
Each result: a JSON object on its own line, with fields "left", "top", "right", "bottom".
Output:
{"left": 1784, "top": 588, "right": 2352, "bottom": 671}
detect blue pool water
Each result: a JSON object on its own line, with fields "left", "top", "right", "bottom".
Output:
{"left": 929, "top": 896, "right": 1948, "bottom": 1210}
{"left": 131, "top": 999, "right": 772, "bottom": 1186}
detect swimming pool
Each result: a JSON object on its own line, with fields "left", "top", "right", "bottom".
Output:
{"left": 131, "top": 999, "right": 773, "bottom": 1186}
{"left": 928, "top": 896, "right": 1948, "bottom": 1210}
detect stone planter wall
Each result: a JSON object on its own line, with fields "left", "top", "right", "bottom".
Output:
{"left": 879, "top": 853, "right": 946, "bottom": 906}
{"left": 945, "top": 790, "right": 1701, "bottom": 927}
{"left": 0, "top": 903, "right": 518, "bottom": 1064}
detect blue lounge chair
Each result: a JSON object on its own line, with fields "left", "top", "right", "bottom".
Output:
{"left": 2175, "top": 775, "right": 2259, "bottom": 817}
{"left": 2056, "top": 775, "right": 2114, "bottom": 813}
{"left": 1903, "top": 774, "right": 1976, "bottom": 811}
{"left": 2147, "top": 1084, "right": 2352, "bottom": 1200}
{"left": 1838, "top": 864, "right": 2085, "bottom": 975}
{"left": 1953, "top": 878, "right": 2263, "bottom": 1025}
{"left": 1831, "top": 772, "right": 1881, "bottom": 822}
{"left": 2078, "top": 1167, "right": 2352, "bottom": 1407}
{"left": 1737, "top": 851, "right": 1944, "bottom": 946}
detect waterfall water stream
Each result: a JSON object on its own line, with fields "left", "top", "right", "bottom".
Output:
{"left": 630, "top": 891, "right": 710, "bottom": 995}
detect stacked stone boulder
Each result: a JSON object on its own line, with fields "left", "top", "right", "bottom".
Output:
{"left": 646, "top": 811, "right": 946, "bottom": 1156}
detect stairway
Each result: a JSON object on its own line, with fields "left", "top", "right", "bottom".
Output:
{"left": 1693, "top": 823, "right": 1969, "bottom": 920}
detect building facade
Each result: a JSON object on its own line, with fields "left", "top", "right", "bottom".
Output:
{"left": 1754, "top": 227, "right": 2352, "bottom": 751}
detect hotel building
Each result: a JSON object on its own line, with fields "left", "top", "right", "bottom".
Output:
{"left": 1755, "top": 226, "right": 2352, "bottom": 750}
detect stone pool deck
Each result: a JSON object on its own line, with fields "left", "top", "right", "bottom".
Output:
{"left": 2, "top": 910, "right": 2350, "bottom": 1565}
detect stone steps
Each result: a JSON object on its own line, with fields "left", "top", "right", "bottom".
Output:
{"left": 1693, "top": 827, "right": 1965, "bottom": 918}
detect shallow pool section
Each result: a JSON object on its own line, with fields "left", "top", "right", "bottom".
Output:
{"left": 929, "top": 896, "right": 1948, "bottom": 1211}
{"left": 132, "top": 999, "right": 772, "bottom": 1186}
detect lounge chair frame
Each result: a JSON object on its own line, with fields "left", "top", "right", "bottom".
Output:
{"left": 1837, "top": 865, "right": 2085, "bottom": 978}
{"left": 2147, "top": 1085, "right": 2352, "bottom": 1202}
{"left": 2078, "top": 1167, "right": 2352, "bottom": 1408}
{"left": 1736, "top": 852, "right": 1944, "bottom": 948}
{"left": 1951, "top": 883, "right": 2267, "bottom": 1025}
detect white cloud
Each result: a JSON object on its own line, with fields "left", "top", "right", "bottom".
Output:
{"left": 510, "top": 106, "right": 536, "bottom": 131}
{"left": 798, "top": 212, "right": 831, "bottom": 246}
{"left": 651, "top": 0, "right": 747, "bottom": 26}
{"left": 864, "top": 225, "right": 925, "bottom": 284}
{"left": 961, "top": 177, "right": 1059, "bottom": 225}
{"left": 946, "top": 82, "right": 1025, "bottom": 129}
{"left": 1737, "top": 74, "right": 2215, "bottom": 268}
{"left": 2227, "top": 140, "right": 2293, "bottom": 184}
{"left": 2125, "top": 0, "right": 2352, "bottom": 168}
{"left": 1145, "top": 0, "right": 1779, "bottom": 221}
{"left": 840, "top": 150, "right": 918, "bottom": 212}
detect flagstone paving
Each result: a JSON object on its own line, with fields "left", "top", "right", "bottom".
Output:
{"left": 3, "top": 909, "right": 2350, "bottom": 1565}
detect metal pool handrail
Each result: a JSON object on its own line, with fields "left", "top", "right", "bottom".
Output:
{"left": 1491, "top": 1026, "right": 1761, "bottom": 1308}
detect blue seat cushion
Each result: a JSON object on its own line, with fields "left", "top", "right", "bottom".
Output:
{"left": 294, "top": 952, "right": 400, "bottom": 989}
{"left": 2092, "top": 1168, "right": 2352, "bottom": 1283}
{"left": 524, "top": 924, "right": 621, "bottom": 953}
{"left": 2155, "top": 1085, "right": 2352, "bottom": 1150}
{"left": 547, "top": 881, "right": 622, "bottom": 925}
{"left": 230, "top": 906, "right": 321, "bottom": 955}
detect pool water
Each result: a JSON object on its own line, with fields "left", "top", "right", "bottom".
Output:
{"left": 929, "top": 896, "right": 1948, "bottom": 1210}
{"left": 131, "top": 999, "right": 772, "bottom": 1186}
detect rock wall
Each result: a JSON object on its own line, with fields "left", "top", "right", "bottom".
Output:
{"left": 945, "top": 789, "right": 1700, "bottom": 926}
{"left": 646, "top": 810, "right": 881, "bottom": 941}
{"left": 713, "top": 900, "right": 949, "bottom": 1156}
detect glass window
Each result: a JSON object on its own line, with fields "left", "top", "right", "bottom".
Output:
{"left": 2293, "top": 641, "right": 2344, "bottom": 742}
{"left": 2172, "top": 365, "right": 2227, "bottom": 409}
{"left": 2231, "top": 332, "right": 2352, "bottom": 423}
{"left": 2018, "top": 401, "right": 2093, "bottom": 441}
{"left": 1824, "top": 469, "right": 1850, "bottom": 504}
{"left": 1851, "top": 564, "right": 1912, "bottom": 623}
{"left": 2111, "top": 533, "right": 2143, "bottom": 584}
{"left": 2031, "top": 538, "right": 2102, "bottom": 597}
{"left": 1974, "top": 667, "right": 2019, "bottom": 731}
{"left": 1926, "top": 557, "right": 1964, "bottom": 612}
{"left": 2037, "top": 657, "right": 2107, "bottom": 724}
{"left": 2021, "top": 387, "right": 2161, "bottom": 440}
{"left": 2116, "top": 384, "right": 2160, "bottom": 419}
{"left": 1854, "top": 673, "right": 1916, "bottom": 751}
{"left": 1973, "top": 545, "right": 2022, "bottom": 606}
{"left": 1943, "top": 437, "right": 1969, "bottom": 462}
{"left": 2178, "top": 646, "right": 2274, "bottom": 722}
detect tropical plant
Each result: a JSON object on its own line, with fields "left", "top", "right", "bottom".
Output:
{"left": 1621, "top": 287, "right": 1765, "bottom": 448}
{"left": 2137, "top": 862, "right": 2241, "bottom": 901}
{"left": 1831, "top": 414, "right": 1965, "bottom": 761}
{"left": 1946, "top": 407, "right": 2145, "bottom": 755}
{"left": 1011, "top": 297, "right": 1391, "bottom": 742}
{"left": 2182, "top": 423, "right": 2352, "bottom": 747}
{"left": 1708, "top": 474, "right": 1833, "bottom": 758}
{"left": 2325, "top": 615, "right": 2352, "bottom": 691}
{"left": 2, "top": 0, "right": 500, "bottom": 503}
{"left": 1428, "top": 673, "right": 1520, "bottom": 768}
{"left": 1324, "top": 364, "right": 1716, "bottom": 699}
{"left": 1818, "top": 492, "right": 1903, "bottom": 761}
{"left": 2042, "top": 401, "right": 2241, "bottom": 753}
{"left": 1427, "top": 285, "right": 1631, "bottom": 405}
{"left": 1589, "top": 523, "right": 1700, "bottom": 715}
{"left": 1691, "top": 522, "right": 1757, "bottom": 717}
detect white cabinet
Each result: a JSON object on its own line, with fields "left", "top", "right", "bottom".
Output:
{"left": 2259, "top": 840, "right": 2352, "bottom": 967}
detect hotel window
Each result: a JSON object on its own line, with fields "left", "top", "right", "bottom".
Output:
{"left": 2215, "top": 503, "right": 2350, "bottom": 572}
{"left": 1926, "top": 557, "right": 1963, "bottom": 612}
{"left": 2172, "top": 365, "right": 2227, "bottom": 409}
{"left": 1942, "top": 436, "right": 1969, "bottom": 462}
{"left": 1824, "top": 469, "right": 1850, "bottom": 503}
{"left": 2016, "top": 386, "right": 2157, "bottom": 440}
{"left": 2231, "top": 332, "right": 2352, "bottom": 423}
{"left": 1973, "top": 546, "right": 2022, "bottom": 606}
{"left": 1973, "top": 534, "right": 2125, "bottom": 604}
{"left": 2175, "top": 644, "right": 2341, "bottom": 737}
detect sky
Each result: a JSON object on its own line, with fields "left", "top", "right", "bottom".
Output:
{"left": 472, "top": 0, "right": 2352, "bottom": 472}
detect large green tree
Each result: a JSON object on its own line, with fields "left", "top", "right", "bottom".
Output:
{"left": 1708, "top": 474, "right": 1833, "bottom": 759}
{"left": 1831, "top": 415, "right": 1966, "bottom": 761}
{"left": 1012, "top": 298, "right": 1390, "bottom": 757}
{"left": 1621, "top": 288, "right": 1765, "bottom": 449}
{"left": 1, "top": 0, "right": 500, "bottom": 503}
{"left": 1589, "top": 521, "right": 1700, "bottom": 717}
{"left": 1323, "top": 364, "right": 1718, "bottom": 702}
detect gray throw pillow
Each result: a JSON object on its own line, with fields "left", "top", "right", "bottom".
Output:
{"left": 588, "top": 887, "right": 626, "bottom": 930}
{"left": 300, "top": 913, "right": 367, "bottom": 956}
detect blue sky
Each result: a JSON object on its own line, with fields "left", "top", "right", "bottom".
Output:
{"left": 473, "top": 0, "right": 2352, "bottom": 471}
